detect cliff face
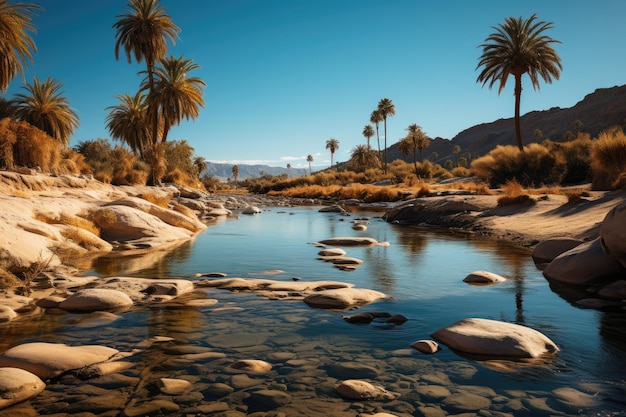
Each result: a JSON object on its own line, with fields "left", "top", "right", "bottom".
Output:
{"left": 387, "top": 85, "right": 626, "bottom": 163}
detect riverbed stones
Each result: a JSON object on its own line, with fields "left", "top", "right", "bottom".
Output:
{"left": 442, "top": 392, "right": 492, "bottom": 412}
{"left": 242, "top": 205, "right": 261, "bottom": 214}
{"left": 58, "top": 288, "right": 133, "bottom": 312}
{"left": 0, "top": 367, "right": 45, "bottom": 410}
{"left": 463, "top": 270, "right": 506, "bottom": 284}
{"left": 543, "top": 238, "right": 624, "bottom": 285}
{"left": 249, "top": 389, "right": 292, "bottom": 410}
{"left": 0, "top": 305, "right": 17, "bottom": 323}
{"left": 318, "top": 248, "right": 346, "bottom": 257}
{"left": 157, "top": 378, "right": 192, "bottom": 395}
{"left": 431, "top": 318, "right": 559, "bottom": 358}
{"left": 336, "top": 379, "right": 398, "bottom": 401}
{"left": 226, "top": 359, "right": 272, "bottom": 374}
{"left": 0, "top": 342, "right": 120, "bottom": 380}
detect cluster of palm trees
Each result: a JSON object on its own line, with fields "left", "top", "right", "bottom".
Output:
{"left": 107, "top": 0, "right": 205, "bottom": 183}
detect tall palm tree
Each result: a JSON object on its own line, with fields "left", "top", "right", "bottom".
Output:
{"left": 0, "top": 0, "right": 41, "bottom": 92}
{"left": 306, "top": 154, "right": 313, "bottom": 175}
{"left": 370, "top": 109, "right": 383, "bottom": 162}
{"left": 325, "top": 137, "right": 339, "bottom": 167}
{"left": 476, "top": 13, "right": 562, "bottom": 151}
{"left": 106, "top": 91, "right": 151, "bottom": 156}
{"left": 362, "top": 124, "right": 374, "bottom": 149}
{"left": 144, "top": 55, "right": 205, "bottom": 144}
{"left": 377, "top": 98, "right": 395, "bottom": 172}
{"left": 13, "top": 76, "right": 79, "bottom": 146}
{"left": 114, "top": 0, "right": 179, "bottom": 95}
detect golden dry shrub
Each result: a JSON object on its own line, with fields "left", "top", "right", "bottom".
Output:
{"left": 591, "top": 127, "right": 626, "bottom": 190}
{"left": 172, "top": 202, "right": 196, "bottom": 219}
{"left": 163, "top": 167, "right": 198, "bottom": 188}
{"left": 2, "top": 118, "right": 62, "bottom": 172}
{"left": 497, "top": 179, "right": 536, "bottom": 206}
{"left": 139, "top": 191, "right": 171, "bottom": 208}
{"left": 59, "top": 149, "right": 91, "bottom": 174}
{"left": 0, "top": 117, "right": 17, "bottom": 168}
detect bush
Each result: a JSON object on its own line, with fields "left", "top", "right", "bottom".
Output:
{"left": 0, "top": 118, "right": 62, "bottom": 172}
{"left": 497, "top": 179, "right": 536, "bottom": 206}
{"left": 471, "top": 143, "right": 566, "bottom": 187}
{"left": 543, "top": 135, "right": 593, "bottom": 185}
{"left": 591, "top": 127, "right": 626, "bottom": 190}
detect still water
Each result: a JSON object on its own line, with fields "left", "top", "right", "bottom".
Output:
{"left": 2, "top": 205, "right": 625, "bottom": 416}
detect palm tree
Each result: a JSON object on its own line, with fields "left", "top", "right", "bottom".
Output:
{"left": 286, "top": 163, "right": 291, "bottom": 177}
{"left": 325, "top": 138, "right": 339, "bottom": 167}
{"left": 12, "top": 76, "right": 79, "bottom": 146}
{"left": 144, "top": 55, "right": 205, "bottom": 144}
{"left": 476, "top": 13, "right": 562, "bottom": 151}
{"left": 370, "top": 109, "right": 383, "bottom": 163}
{"left": 362, "top": 124, "right": 374, "bottom": 148}
{"left": 306, "top": 154, "right": 313, "bottom": 175}
{"left": 106, "top": 91, "right": 150, "bottom": 156}
{"left": 231, "top": 164, "right": 239, "bottom": 188}
{"left": 193, "top": 155, "right": 207, "bottom": 179}
{"left": 398, "top": 136, "right": 414, "bottom": 172}
{"left": 114, "top": 0, "right": 179, "bottom": 94}
{"left": 0, "top": 0, "right": 41, "bottom": 92}
{"left": 350, "top": 144, "right": 379, "bottom": 172}
{"left": 406, "top": 123, "right": 429, "bottom": 162}
{"left": 377, "top": 98, "right": 395, "bottom": 172}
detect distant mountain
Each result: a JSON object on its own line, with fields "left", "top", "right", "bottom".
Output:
{"left": 386, "top": 84, "right": 626, "bottom": 163}
{"left": 203, "top": 162, "right": 307, "bottom": 181}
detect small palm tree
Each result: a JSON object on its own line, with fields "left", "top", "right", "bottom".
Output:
{"left": 350, "top": 144, "right": 380, "bottom": 172}
{"left": 106, "top": 91, "right": 151, "bottom": 156}
{"left": 144, "top": 55, "right": 205, "bottom": 144}
{"left": 286, "top": 163, "right": 291, "bottom": 177}
{"left": 477, "top": 13, "right": 562, "bottom": 151}
{"left": 193, "top": 156, "right": 207, "bottom": 179}
{"left": 377, "top": 98, "right": 395, "bottom": 172}
{"left": 0, "top": 0, "right": 42, "bottom": 92}
{"left": 362, "top": 124, "right": 374, "bottom": 148}
{"left": 325, "top": 138, "right": 339, "bottom": 167}
{"left": 406, "top": 123, "right": 429, "bottom": 162}
{"left": 370, "top": 109, "right": 383, "bottom": 163}
{"left": 13, "top": 76, "right": 79, "bottom": 146}
{"left": 306, "top": 154, "right": 313, "bottom": 175}
{"left": 231, "top": 164, "right": 239, "bottom": 188}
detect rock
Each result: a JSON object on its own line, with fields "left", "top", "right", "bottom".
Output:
{"left": 431, "top": 318, "right": 559, "bottom": 358}
{"left": 318, "top": 248, "right": 346, "bottom": 257}
{"left": 226, "top": 359, "right": 272, "bottom": 374}
{"left": 342, "top": 312, "right": 391, "bottom": 323}
{"left": 335, "top": 379, "right": 398, "bottom": 401}
{"left": 207, "top": 208, "right": 231, "bottom": 216}
{"left": 319, "top": 256, "right": 363, "bottom": 265}
{"left": 67, "top": 311, "right": 119, "bottom": 328}
{"left": 412, "top": 340, "right": 440, "bottom": 354}
{"left": 318, "top": 237, "right": 380, "bottom": 246}
{"left": 204, "top": 383, "right": 235, "bottom": 398}
{"left": 0, "top": 367, "right": 45, "bottom": 411}
{"left": 0, "top": 342, "right": 119, "bottom": 380}
{"left": 532, "top": 238, "right": 583, "bottom": 263}
{"left": 414, "top": 385, "right": 451, "bottom": 401}
{"left": 352, "top": 224, "right": 367, "bottom": 231}
{"left": 0, "top": 305, "right": 17, "bottom": 323}
{"left": 543, "top": 238, "right": 624, "bottom": 285}
{"left": 600, "top": 200, "right": 626, "bottom": 267}
{"left": 304, "top": 288, "right": 388, "bottom": 309}
{"left": 442, "top": 392, "right": 491, "bottom": 412}
{"left": 249, "top": 389, "right": 291, "bottom": 410}
{"left": 157, "top": 378, "right": 192, "bottom": 395}
{"left": 92, "top": 205, "right": 194, "bottom": 244}
{"left": 329, "top": 362, "right": 379, "bottom": 379}
{"left": 463, "top": 270, "right": 506, "bottom": 284}
{"left": 35, "top": 295, "right": 66, "bottom": 309}
{"left": 551, "top": 387, "right": 601, "bottom": 409}
{"left": 319, "top": 205, "right": 346, "bottom": 213}
{"left": 123, "top": 399, "right": 180, "bottom": 416}
{"left": 597, "top": 280, "right": 626, "bottom": 299}
{"left": 242, "top": 206, "right": 261, "bottom": 215}
{"left": 59, "top": 288, "right": 133, "bottom": 312}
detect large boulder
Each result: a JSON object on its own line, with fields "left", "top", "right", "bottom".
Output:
{"left": 431, "top": 318, "right": 559, "bottom": 358}
{"left": 463, "top": 271, "right": 506, "bottom": 285}
{"left": 600, "top": 200, "right": 626, "bottom": 267}
{"left": 59, "top": 288, "right": 133, "bottom": 312}
{"left": 0, "top": 367, "right": 45, "bottom": 410}
{"left": 532, "top": 238, "right": 584, "bottom": 263}
{"left": 543, "top": 238, "right": 624, "bottom": 285}
{"left": 0, "top": 342, "right": 119, "bottom": 380}
{"left": 92, "top": 205, "right": 194, "bottom": 243}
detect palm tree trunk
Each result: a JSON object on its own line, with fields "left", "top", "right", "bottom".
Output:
{"left": 514, "top": 74, "right": 524, "bottom": 151}
{"left": 413, "top": 147, "right": 418, "bottom": 176}
{"left": 383, "top": 118, "right": 388, "bottom": 173}
{"left": 376, "top": 125, "right": 381, "bottom": 164}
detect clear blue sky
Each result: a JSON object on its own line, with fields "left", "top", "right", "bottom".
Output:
{"left": 5, "top": 0, "right": 626, "bottom": 169}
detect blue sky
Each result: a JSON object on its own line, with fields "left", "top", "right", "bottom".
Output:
{"left": 4, "top": 0, "right": 626, "bottom": 168}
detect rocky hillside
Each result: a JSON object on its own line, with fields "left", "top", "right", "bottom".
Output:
{"left": 386, "top": 84, "right": 626, "bottom": 163}
{"left": 204, "top": 162, "right": 307, "bottom": 181}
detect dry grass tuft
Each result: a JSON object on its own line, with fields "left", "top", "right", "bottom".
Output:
{"left": 497, "top": 179, "right": 536, "bottom": 207}
{"left": 172, "top": 202, "right": 197, "bottom": 219}
{"left": 591, "top": 127, "right": 626, "bottom": 190}
{"left": 140, "top": 191, "right": 171, "bottom": 208}
{"left": 34, "top": 212, "right": 100, "bottom": 236}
